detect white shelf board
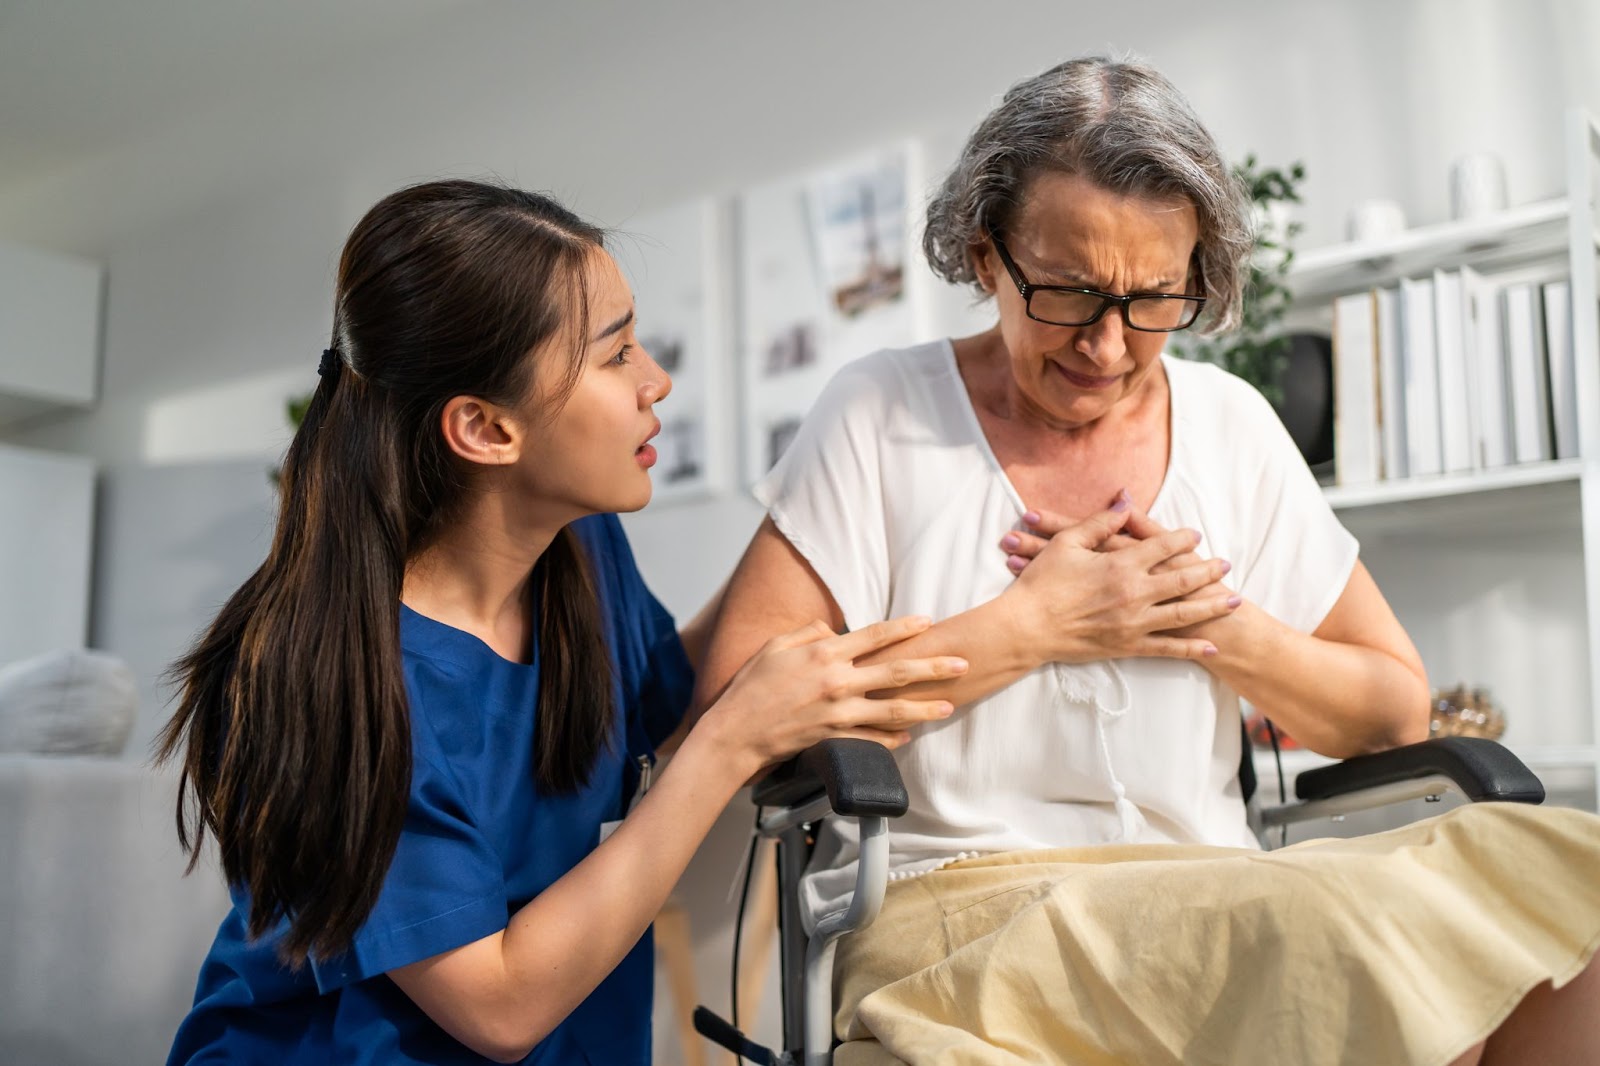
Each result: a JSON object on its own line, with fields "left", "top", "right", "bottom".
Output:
{"left": 1323, "top": 458, "right": 1584, "bottom": 509}
{"left": 1287, "top": 199, "right": 1598, "bottom": 302}
{"left": 1322, "top": 460, "right": 1585, "bottom": 539}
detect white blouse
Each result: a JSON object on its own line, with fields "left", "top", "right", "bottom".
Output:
{"left": 755, "top": 339, "right": 1359, "bottom": 930}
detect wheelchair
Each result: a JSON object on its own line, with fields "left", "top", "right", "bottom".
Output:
{"left": 695, "top": 729, "right": 1546, "bottom": 1066}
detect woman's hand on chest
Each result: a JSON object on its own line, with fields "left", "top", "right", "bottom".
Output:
{"left": 997, "top": 497, "right": 1240, "bottom": 665}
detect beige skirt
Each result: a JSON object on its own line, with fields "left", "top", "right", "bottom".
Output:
{"left": 832, "top": 803, "right": 1600, "bottom": 1066}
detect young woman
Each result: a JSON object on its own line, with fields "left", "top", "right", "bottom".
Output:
{"left": 158, "top": 180, "right": 967, "bottom": 1065}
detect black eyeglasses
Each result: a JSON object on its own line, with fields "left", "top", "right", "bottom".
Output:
{"left": 987, "top": 229, "right": 1207, "bottom": 332}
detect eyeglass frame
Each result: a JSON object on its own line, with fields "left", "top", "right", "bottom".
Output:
{"left": 985, "top": 228, "right": 1208, "bottom": 332}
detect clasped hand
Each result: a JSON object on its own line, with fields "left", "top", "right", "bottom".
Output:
{"left": 702, "top": 616, "right": 969, "bottom": 778}
{"left": 998, "top": 493, "right": 1240, "bottom": 663}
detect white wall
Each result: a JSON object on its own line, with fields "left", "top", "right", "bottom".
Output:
{"left": 4, "top": 1, "right": 1600, "bottom": 1060}
{"left": 91, "top": 459, "right": 279, "bottom": 760}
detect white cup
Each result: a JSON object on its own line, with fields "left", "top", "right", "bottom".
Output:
{"left": 1449, "top": 153, "right": 1509, "bottom": 220}
{"left": 1346, "top": 199, "right": 1407, "bottom": 243}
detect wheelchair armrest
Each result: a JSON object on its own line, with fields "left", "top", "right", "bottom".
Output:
{"left": 749, "top": 737, "right": 909, "bottom": 817}
{"left": 1293, "top": 736, "right": 1544, "bottom": 805}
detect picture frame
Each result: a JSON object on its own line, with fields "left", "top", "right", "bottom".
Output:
{"left": 735, "top": 141, "right": 931, "bottom": 484}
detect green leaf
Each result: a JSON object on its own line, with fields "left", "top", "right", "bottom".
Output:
{"left": 286, "top": 392, "right": 312, "bottom": 429}
{"left": 1175, "top": 154, "right": 1307, "bottom": 402}
{"left": 271, "top": 390, "right": 316, "bottom": 487}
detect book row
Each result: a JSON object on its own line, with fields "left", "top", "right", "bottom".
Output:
{"left": 1332, "top": 270, "right": 1583, "bottom": 485}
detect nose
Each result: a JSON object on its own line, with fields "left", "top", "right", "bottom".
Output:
{"left": 638, "top": 351, "right": 672, "bottom": 407}
{"left": 1073, "top": 307, "right": 1128, "bottom": 370}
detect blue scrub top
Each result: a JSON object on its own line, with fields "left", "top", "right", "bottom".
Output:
{"left": 168, "top": 514, "right": 695, "bottom": 1066}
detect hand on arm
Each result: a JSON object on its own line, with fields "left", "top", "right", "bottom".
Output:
{"left": 389, "top": 615, "right": 963, "bottom": 1062}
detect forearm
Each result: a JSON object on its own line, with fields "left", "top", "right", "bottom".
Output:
{"left": 854, "top": 593, "right": 1042, "bottom": 706}
{"left": 694, "top": 514, "right": 1029, "bottom": 720}
{"left": 401, "top": 727, "right": 748, "bottom": 1059}
{"left": 1203, "top": 602, "right": 1430, "bottom": 758}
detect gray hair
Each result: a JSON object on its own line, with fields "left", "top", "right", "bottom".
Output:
{"left": 924, "top": 55, "right": 1253, "bottom": 333}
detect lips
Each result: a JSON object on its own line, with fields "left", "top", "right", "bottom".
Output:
{"left": 1050, "top": 362, "right": 1121, "bottom": 390}
{"left": 635, "top": 420, "right": 661, "bottom": 468}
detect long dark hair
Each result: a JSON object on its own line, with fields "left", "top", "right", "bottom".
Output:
{"left": 157, "top": 180, "right": 616, "bottom": 965}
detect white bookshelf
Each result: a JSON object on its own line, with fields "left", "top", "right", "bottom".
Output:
{"left": 1282, "top": 108, "right": 1600, "bottom": 812}
{"left": 1289, "top": 199, "right": 1593, "bottom": 304}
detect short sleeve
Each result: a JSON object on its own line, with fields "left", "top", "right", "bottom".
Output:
{"left": 752, "top": 358, "right": 893, "bottom": 632}
{"left": 1229, "top": 378, "right": 1360, "bottom": 634}
{"left": 573, "top": 513, "right": 695, "bottom": 749}
{"left": 310, "top": 744, "right": 508, "bottom": 993}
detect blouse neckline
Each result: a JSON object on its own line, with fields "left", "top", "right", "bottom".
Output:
{"left": 934, "top": 337, "right": 1180, "bottom": 522}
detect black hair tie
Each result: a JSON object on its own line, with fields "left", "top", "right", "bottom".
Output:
{"left": 318, "top": 348, "right": 341, "bottom": 379}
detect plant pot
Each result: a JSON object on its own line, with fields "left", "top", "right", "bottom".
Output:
{"left": 1271, "top": 331, "right": 1335, "bottom": 473}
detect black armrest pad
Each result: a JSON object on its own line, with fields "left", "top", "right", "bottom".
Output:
{"left": 1294, "top": 737, "right": 1545, "bottom": 805}
{"left": 749, "top": 738, "right": 909, "bottom": 818}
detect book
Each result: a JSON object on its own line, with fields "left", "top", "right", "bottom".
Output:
{"left": 1332, "top": 290, "right": 1381, "bottom": 486}
{"left": 1460, "top": 265, "right": 1512, "bottom": 469}
{"left": 1542, "top": 279, "right": 1580, "bottom": 460}
{"left": 1433, "top": 269, "right": 1477, "bottom": 473}
{"left": 1375, "top": 284, "right": 1407, "bottom": 479}
{"left": 1399, "top": 275, "right": 1443, "bottom": 477}
{"left": 1503, "top": 282, "right": 1553, "bottom": 463}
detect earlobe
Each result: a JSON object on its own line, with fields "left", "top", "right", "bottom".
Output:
{"left": 440, "top": 395, "right": 521, "bottom": 466}
{"left": 970, "top": 242, "right": 998, "bottom": 295}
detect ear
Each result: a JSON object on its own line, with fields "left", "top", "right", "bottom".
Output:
{"left": 439, "top": 394, "right": 522, "bottom": 467}
{"left": 970, "top": 238, "right": 1000, "bottom": 296}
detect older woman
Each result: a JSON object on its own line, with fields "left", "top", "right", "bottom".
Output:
{"left": 700, "top": 56, "right": 1600, "bottom": 1066}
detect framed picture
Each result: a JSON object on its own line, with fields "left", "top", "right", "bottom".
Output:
{"left": 736, "top": 141, "right": 932, "bottom": 484}
{"left": 611, "top": 198, "right": 733, "bottom": 503}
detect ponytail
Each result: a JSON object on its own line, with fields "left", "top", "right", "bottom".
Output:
{"left": 159, "top": 361, "right": 413, "bottom": 963}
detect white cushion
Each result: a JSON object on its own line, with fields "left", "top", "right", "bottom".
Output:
{"left": 0, "top": 649, "right": 137, "bottom": 756}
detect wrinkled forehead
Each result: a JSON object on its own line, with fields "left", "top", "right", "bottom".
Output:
{"left": 1008, "top": 170, "right": 1199, "bottom": 279}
